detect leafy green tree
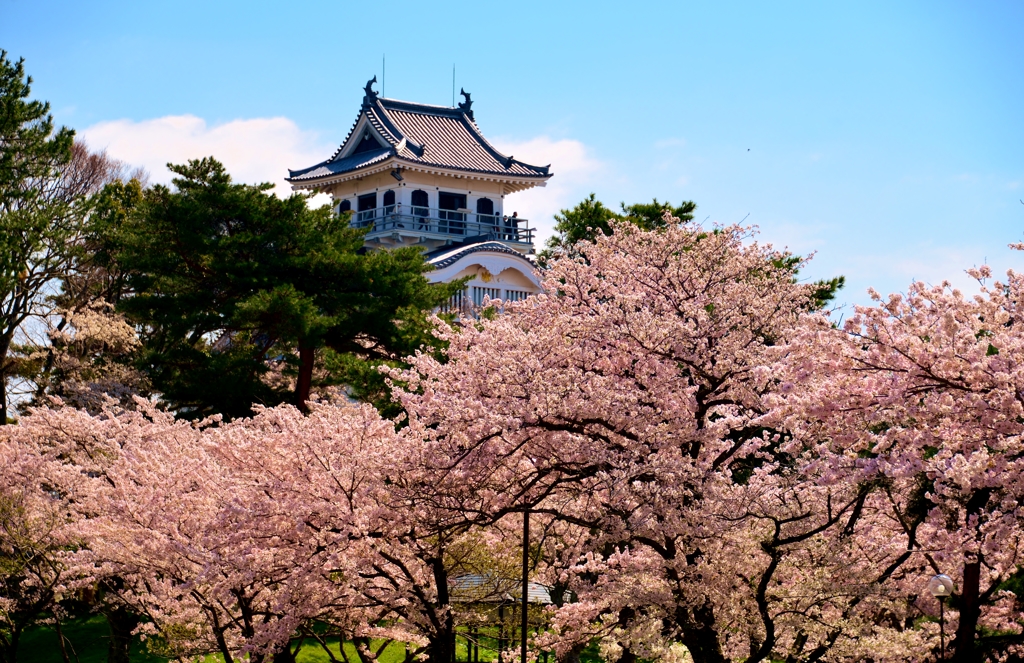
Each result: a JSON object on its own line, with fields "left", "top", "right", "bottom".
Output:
{"left": 0, "top": 52, "right": 78, "bottom": 424}
{"left": 95, "top": 158, "right": 460, "bottom": 420}
{"left": 619, "top": 198, "right": 697, "bottom": 229}
{"left": 540, "top": 193, "right": 696, "bottom": 264}
{"left": 543, "top": 193, "right": 621, "bottom": 253}
{"left": 542, "top": 193, "right": 843, "bottom": 308}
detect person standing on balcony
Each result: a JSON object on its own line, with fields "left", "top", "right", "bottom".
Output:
{"left": 504, "top": 212, "right": 518, "bottom": 241}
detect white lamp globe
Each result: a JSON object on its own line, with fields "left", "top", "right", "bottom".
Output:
{"left": 928, "top": 574, "right": 955, "bottom": 598}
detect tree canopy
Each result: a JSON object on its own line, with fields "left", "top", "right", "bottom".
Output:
{"left": 0, "top": 51, "right": 76, "bottom": 424}
{"left": 541, "top": 193, "right": 696, "bottom": 260}
{"left": 93, "top": 158, "right": 461, "bottom": 419}
{"left": 9, "top": 220, "right": 1024, "bottom": 663}
{"left": 541, "top": 193, "right": 843, "bottom": 308}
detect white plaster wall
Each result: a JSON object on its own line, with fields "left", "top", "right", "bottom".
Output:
{"left": 330, "top": 170, "right": 506, "bottom": 215}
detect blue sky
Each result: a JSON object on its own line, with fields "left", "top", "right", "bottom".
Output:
{"left": 2, "top": 0, "right": 1022, "bottom": 309}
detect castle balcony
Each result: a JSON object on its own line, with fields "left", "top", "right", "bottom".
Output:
{"left": 349, "top": 203, "right": 535, "bottom": 252}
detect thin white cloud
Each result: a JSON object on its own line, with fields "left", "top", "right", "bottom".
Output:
{"left": 490, "top": 136, "right": 604, "bottom": 248}
{"left": 80, "top": 115, "right": 335, "bottom": 204}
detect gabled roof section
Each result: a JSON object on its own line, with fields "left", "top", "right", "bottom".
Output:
{"left": 288, "top": 79, "right": 553, "bottom": 185}
{"left": 286, "top": 146, "right": 392, "bottom": 182}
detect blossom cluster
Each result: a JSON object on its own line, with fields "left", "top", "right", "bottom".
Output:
{"left": 3, "top": 219, "right": 1023, "bottom": 663}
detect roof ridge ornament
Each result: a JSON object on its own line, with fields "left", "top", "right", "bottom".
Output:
{"left": 458, "top": 88, "right": 474, "bottom": 121}
{"left": 362, "top": 76, "right": 379, "bottom": 107}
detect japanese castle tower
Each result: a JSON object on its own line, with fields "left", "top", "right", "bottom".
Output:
{"left": 287, "top": 77, "right": 552, "bottom": 307}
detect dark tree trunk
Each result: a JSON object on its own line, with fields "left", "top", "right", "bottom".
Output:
{"left": 953, "top": 489, "right": 990, "bottom": 663}
{"left": 426, "top": 634, "right": 455, "bottom": 663}
{"left": 952, "top": 560, "right": 981, "bottom": 663}
{"left": 272, "top": 643, "right": 298, "bottom": 663}
{"left": 105, "top": 605, "right": 138, "bottom": 663}
{"left": 54, "top": 617, "right": 73, "bottom": 663}
{"left": 615, "top": 607, "right": 638, "bottom": 663}
{"left": 0, "top": 361, "right": 8, "bottom": 425}
{"left": 0, "top": 627, "right": 21, "bottom": 663}
{"left": 427, "top": 558, "right": 455, "bottom": 663}
{"left": 679, "top": 602, "right": 728, "bottom": 663}
{"left": 555, "top": 642, "right": 584, "bottom": 663}
{"left": 295, "top": 341, "right": 314, "bottom": 412}
{"left": 0, "top": 333, "right": 12, "bottom": 425}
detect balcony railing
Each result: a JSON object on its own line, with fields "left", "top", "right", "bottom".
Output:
{"left": 348, "top": 204, "right": 534, "bottom": 244}
{"left": 439, "top": 286, "right": 537, "bottom": 318}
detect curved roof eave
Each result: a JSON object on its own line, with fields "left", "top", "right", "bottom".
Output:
{"left": 288, "top": 156, "right": 551, "bottom": 193}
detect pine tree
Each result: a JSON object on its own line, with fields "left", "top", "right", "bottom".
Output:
{"left": 540, "top": 193, "right": 695, "bottom": 264}
{"left": 0, "top": 51, "right": 75, "bottom": 424}
{"left": 94, "top": 157, "right": 461, "bottom": 420}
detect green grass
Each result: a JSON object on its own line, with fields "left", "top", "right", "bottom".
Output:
{"left": 17, "top": 615, "right": 165, "bottom": 663}
{"left": 18, "top": 618, "right": 601, "bottom": 663}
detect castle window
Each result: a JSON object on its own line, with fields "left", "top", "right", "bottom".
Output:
{"left": 383, "top": 190, "right": 396, "bottom": 213}
{"left": 338, "top": 199, "right": 351, "bottom": 213}
{"left": 477, "top": 197, "right": 497, "bottom": 235}
{"left": 439, "top": 192, "right": 467, "bottom": 235}
{"left": 357, "top": 193, "right": 377, "bottom": 224}
{"left": 411, "top": 189, "right": 429, "bottom": 216}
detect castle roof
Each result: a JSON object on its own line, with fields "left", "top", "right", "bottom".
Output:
{"left": 288, "top": 78, "right": 552, "bottom": 193}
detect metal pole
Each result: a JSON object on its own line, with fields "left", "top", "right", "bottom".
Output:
{"left": 939, "top": 597, "right": 946, "bottom": 662}
{"left": 522, "top": 508, "right": 530, "bottom": 663}
{"left": 498, "top": 604, "right": 505, "bottom": 663}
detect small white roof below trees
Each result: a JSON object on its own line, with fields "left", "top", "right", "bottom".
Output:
{"left": 450, "top": 574, "right": 553, "bottom": 605}
{"left": 426, "top": 242, "right": 542, "bottom": 292}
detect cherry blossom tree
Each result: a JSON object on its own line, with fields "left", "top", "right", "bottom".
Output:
{"left": 0, "top": 431, "right": 82, "bottom": 663}
{"left": 2, "top": 399, "right": 324, "bottom": 662}
{"left": 391, "top": 219, "right": 869, "bottom": 663}
{"left": 777, "top": 264, "right": 1024, "bottom": 662}
{"left": 0, "top": 396, "right": 130, "bottom": 663}
{"left": 22, "top": 302, "right": 148, "bottom": 413}
{"left": 67, "top": 401, "right": 379, "bottom": 662}
{"left": 5, "top": 396, "right": 519, "bottom": 663}
{"left": 6, "top": 210, "right": 1023, "bottom": 663}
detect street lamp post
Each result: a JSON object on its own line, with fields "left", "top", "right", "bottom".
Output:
{"left": 522, "top": 508, "right": 530, "bottom": 663}
{"left": 928, "top": 574, "right": 955, "bottom": 661}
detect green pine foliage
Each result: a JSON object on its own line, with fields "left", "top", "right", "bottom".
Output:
{"left": 0, "top": 51, "right": 76, "bottom": 424}
{"left": 540, "top": 193, "right": 696, "bottom": 264}
{"left": 92, "top": 158, "right": 462, "bottom": 420}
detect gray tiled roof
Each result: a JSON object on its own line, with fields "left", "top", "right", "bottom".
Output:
{"left": 450, "top": 574, "right": 553, "bottom": 605}
{"left": 287, "top": 147, "right": 392, "bottom": 181}
{"left": 288, "top": 94, "right": 552, "bottom": 184}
